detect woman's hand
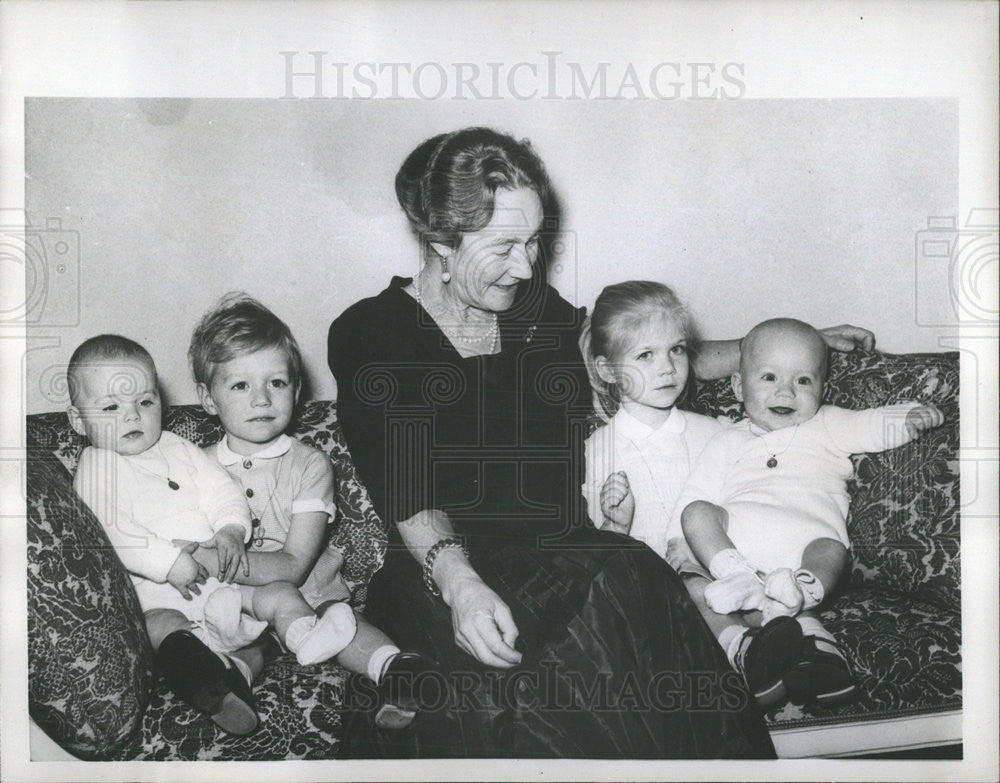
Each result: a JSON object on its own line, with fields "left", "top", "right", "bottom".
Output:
{"left": 396, "top": 510, "right": 523, "bottom": 667}
{"left": 445, "top": 573, "right": 522, "bottom": 669}
{"left": 819, "top": 325, "right": 876, "bottom": 353}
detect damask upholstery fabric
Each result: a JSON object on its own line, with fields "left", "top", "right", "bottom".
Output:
{"left": 113, "top": 655, "right": 348, "bottom": 760}
{"left": 26, "top": 443, "right": 152, "bottom": 758}
{"left": 26, "top": 404, "right": 379, "bottom": 760}
{"left": 26, "top": 349, "right": 961, "bottom": 757}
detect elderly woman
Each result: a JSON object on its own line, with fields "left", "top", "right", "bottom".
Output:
{"left": 328, "top": 127, "right": 872, "bottom": 758}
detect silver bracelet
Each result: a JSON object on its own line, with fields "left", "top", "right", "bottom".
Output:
{"left": 422, "top": 537, "right": 468, "bottom": 598}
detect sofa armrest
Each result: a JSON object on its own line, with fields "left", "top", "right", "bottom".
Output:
{"left": 27, "top": 443, "right": 153, "bottom": 758}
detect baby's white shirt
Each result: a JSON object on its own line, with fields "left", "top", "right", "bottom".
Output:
{"left": 74, "top": 430, "right": 252, "bottom": 584}
{"left": 669, "top": 403, "right": 922, "bottom": 556}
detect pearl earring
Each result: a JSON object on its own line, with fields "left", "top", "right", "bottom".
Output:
{"left": 441, "top": 258, "right": 451, "bottom": 284}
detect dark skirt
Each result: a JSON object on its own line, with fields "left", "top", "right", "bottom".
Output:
{"left": 341, "top": 527, "right": 775, "bottom": 759}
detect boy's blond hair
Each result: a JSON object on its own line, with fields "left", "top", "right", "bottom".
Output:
{"left": 189, "top": 293, "right": 303, "bottom": 387}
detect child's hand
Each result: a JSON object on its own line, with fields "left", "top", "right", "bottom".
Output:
{"left": 905, "top": 404, "right": 944, "bottom": 438}
{"left": 200, "top": 524, "right": 250, "bottom": 583}
{"left": 600, "top": 471, "right": 635, "bottom": 532}
{"left": 665, "top": 536, "right": 699, "bottom": 573}
{"left": 166, "top": 542, "right": 209, "bottom": 600}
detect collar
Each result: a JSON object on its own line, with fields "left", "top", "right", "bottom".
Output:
{"left": 613, "top": 406, "right": 687, "bottom": 441}
{"left": 215, "top": 433, "right": 292, "bottom": 466}
{"left": 744, "top": 418, "right": 804, "bottom": 443}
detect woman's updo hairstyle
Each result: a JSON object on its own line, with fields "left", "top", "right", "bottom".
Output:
{"left": 395, "top": 127, "right": 552, "bottom": 250}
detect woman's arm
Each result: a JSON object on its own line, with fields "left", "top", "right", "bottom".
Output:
{"left": 693, "top": 326, "right": 876, "bottom": 380}
{"left": 329, "top": 300, "right": 520, "bottom": 668}
{"left": 691, "top": 339, "right": 742, "bottom": 380}
{"left": 397, "top": 509, "right": 522, "bottom": 668}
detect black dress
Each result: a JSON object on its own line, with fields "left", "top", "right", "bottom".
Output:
{"left": 328, "top": 275, "right": 775, "bottom": 759}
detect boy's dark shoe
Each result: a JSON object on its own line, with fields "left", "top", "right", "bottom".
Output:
{"left": 374, "top": 651, "right": 440, "bottom": 730}
{"left": 157, "top": 630, "right": 259, "bottom": 735}
{"left": 733, "top": 615, "right": 804, "bottom": 707}
{"left": 783, "top": 634, "right": 859, "bottom": 706}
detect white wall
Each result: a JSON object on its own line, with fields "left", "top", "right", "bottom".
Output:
{"left": 25, "top": 97, "right": 956, "bottom": 412}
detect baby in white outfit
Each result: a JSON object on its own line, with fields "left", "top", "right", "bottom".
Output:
{"left": 675, "top": 318, "right": 943, "bottom": 705}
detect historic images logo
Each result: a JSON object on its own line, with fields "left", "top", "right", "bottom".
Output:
{"left": 280, "top": 51, "right": 746, "bottom": 101}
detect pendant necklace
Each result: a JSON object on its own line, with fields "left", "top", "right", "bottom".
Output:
{"left": 750, "top": 424, "right": 801, "bottom": 468}
{"left": 132, "top": 443, "right": 181, "bottom": 489}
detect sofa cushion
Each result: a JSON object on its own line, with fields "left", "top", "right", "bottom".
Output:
{"left": 24, "top": 411, "right": 86, "bottom": 474}
{"left": 100, "top": 650, "right": 348, "bottom": 760}
{"left": 764, "top": 586, "right": 962, "bottom": 729}
{"left": 690, "top": 350, "right": 960, "bottom": 608}
{"left": 26, "top": 442, "right": 152, "bottom": 758}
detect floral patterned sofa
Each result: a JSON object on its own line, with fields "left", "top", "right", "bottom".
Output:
{"left": 689, "top": 349, "right": 961, "bottom": 757}
{"left": 26, "top": 402, "right": 382, "bottom": 760}
{"left": 26, "top": 349, "right": 960, "bottom": 760}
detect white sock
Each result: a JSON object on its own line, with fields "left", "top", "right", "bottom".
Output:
{"left": 284, "top": 604, "right": 358, "bottom": 666}
{"left": 797, "top": 615, "right": 847, "bottom": 663}
{"left": 708, "top": 548, "right": 756, "bottom": 580}
{"left": 367, "top": 644, "right": 401, "bottom": 684}
{"left": 718, "top": 625, "right": 749, "bottom": 670}
{"left": 794, "top": 568, "right": 825, "bottom": 609}
{"left": 208, "top": 648, "right": 254, "bottom": 688}
{"left": 228, "top": 653, "right": 253, "bottom": 687}
{"left": 797, "top": 615, "right": 834, "bottom": 642}
{"left": 704, "top": 567, "right": 766, "bottom": 614}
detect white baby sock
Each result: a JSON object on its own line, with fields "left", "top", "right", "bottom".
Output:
{"left": 226, "top": 651, "right": 254, "bottom": 687}
{"left": 203, "top": 585, "right": 268, "bottom": 651}
{"left": 717, "top": 624, "right": 750, "bottom": 670}
{"left": 797, "top": 614, "right": 842, "bottom": 655}
{"left": 367, "top": 645, "right": 402, "bottom": 684}
{"left": 284, "top": 603, "right": 358, "bottom": 666}
{"left": 794, "top": 568, "right": 825, "bottom": 610}
{"left": 708, "top": 548, "right": 753, "bottom": 580}
{"left": 704, "top": 549, "right": 766, "bottom": 614}
{"left": 761, "top": 568, "right": 805, "bottom": 623}
{"left": 761, "top": 568, "right": 828, "bottom": 623}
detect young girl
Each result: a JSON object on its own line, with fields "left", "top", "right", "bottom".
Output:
{"left": 581, "top": 281, "right": 804, "bottom": 706}
{"left": 188, "top": 293, "right": 436, "bottom": 730}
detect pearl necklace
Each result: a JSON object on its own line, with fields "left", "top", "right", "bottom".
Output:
{"left": 412, "top": 276, "right": 499, "bottom": 351}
